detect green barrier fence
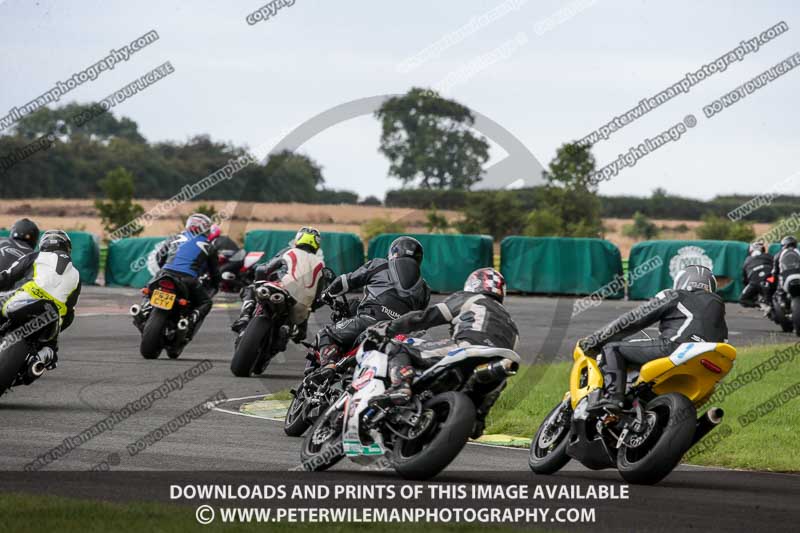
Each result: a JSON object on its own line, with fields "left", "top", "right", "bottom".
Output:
{"left": 105, "top": 237, "right": 165, "bottom": 288}
{"left": 0, "top": 229, "right": 100, "bottom": 285}
{"left": 367, "top": 233, "right": 493, "bottom": 293}
{"left": 244, "top": 230, "right": 364, "bottom": 277}
{"left": 628, "top": 240, "right": 750, "bottom": 302}
{"left": 500, "top": 237, "right": 623, "bottom": 296}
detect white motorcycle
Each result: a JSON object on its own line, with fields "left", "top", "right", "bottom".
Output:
{"left": 300, "top": 333, "right": 521, "bottom": 479}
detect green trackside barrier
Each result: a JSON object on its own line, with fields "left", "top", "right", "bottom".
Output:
{"left": 105, "top": 237, "right": 165, "bottom": 288}
{"left": 244, "top": 230, "right": 364, "bottom": 277}
{"left": 628, "top": 240, "right": 749, "bottom": 302}
{"left": 500, "top": 237, "right": 623, "bottom": 297}
{"left": 0, "top": 229, "right": 100, "bottom": 285}
{"left": 367, "top": 233, "right": 493, "bottom": 293}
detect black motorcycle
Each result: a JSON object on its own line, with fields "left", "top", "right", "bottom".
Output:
{"left": 132, "top": 272, "right": 197, "bottom": 359}
{"left": 283, "top": 295, "right": 357, "bottom": 437}
{"left": 0, "top": 297, "right": 60, "bottom": 397}
{"left": 773, "top": 278, "right": 800, "bottom": 336}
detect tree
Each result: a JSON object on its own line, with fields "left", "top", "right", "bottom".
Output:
{"left": 12, "top": 102, "right": 146, "bottom": 143}
{"left": 524, "top": 208, "right": 562, "bottom": 236}
{"left": 376, "top": 87, "right": 489, "bottom": 190}
{"left": 695, "top": 215, "right": 755, "bottom": 242}
{"left": 622, "top": 211, "right": 660, "bottom": 240}
{"left": 456, "top": 192, "right": 525, "bottom": 240}
{"left": 535, "top": 143, "right": 603, "bottom": 238}
{"left": 425, "top": 206, "right": 450, "bottom": 233}
{"left": 359, "top": 195, "right": 382, "bottom": 206}
{"left": 94, "top": 167, "right": 145, "bottom": 238}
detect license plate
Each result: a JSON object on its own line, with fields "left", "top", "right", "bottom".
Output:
{"left": 150, "top": 289, "right": 176, "bottom": 310}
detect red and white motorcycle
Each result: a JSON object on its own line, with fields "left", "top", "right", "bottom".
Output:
{"left": 300, "top": 332, "right": 521, "bottom": 479}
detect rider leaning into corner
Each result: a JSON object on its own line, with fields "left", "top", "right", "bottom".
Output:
{"left": 0, "top": 218, "right": 40, "bottom": 272}
{"left": 579, "top": 265, "right": 728, "bottom": 413}
{"left": 739, "top": 240, "right": 774, "bottom": 313}
{"left": 0, "top": 230, "right": 81, "bottom": 369}
{"left": 772, "top": 235, "right": 800, "bottom": 301}
{"left": 373, "top": 267, "right": 519, "bottom": 438}
{"left": 312, "top": 236, "right": 430, "bottom": 371}
{"left": 231, "top": 227, "right": 327, "bottom": 350}
{"left": 151, "top": 213, "right": 221, "bottom": 340}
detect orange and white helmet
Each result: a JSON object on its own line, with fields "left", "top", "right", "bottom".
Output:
{"left": 464, "top": 268, "right": 506, "bottom": 302}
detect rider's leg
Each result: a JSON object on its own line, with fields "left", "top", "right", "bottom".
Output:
{"left": 739, "top": 282, "right": 759, "bottom": 308}
{"left": 185, "top": 278, "right": 212, "bottom": 340}
{"left": 231, "top": 284, "right": 256, "bottom": 333}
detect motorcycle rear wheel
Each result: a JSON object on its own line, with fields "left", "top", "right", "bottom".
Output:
{"left": 140, "top": 309, "right": 167, "bottom": 359}
{"left": 392, "top": 391, "right": 476, "bottom": 480}
{"left": 617, "top": 392, "right": 695, "bottom": 485}
{"left": 529, "top": 400, "right": 572, "bottom": 475}
{"left": 0, "top": 341, "right": 29, "bottom": 397}
{"left": 791, "top": 297, "right": 800, "bottom": 337}
{"left": 773, "top": 298, "right": 794, "bottom": 332}
{"left": 230, "top": 316, "right": 271, "bottom": 377}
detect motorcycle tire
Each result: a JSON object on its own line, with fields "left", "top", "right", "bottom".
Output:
{"left": 230, "top": 316, "right": 271, "bottom": 377}
{"left": 0, "top": 341, "right": 29, "bottom": 397}
{"left": 792, "top": 297, "right": 800, "bottom": 337}
{"left": 392, "top": 391, "right": 476, "bottom": 481}
{"left": 617, "top": 392, "right": 695, "bottom": 485}
{"left": 773, "top": 298, "right": 794, "bottom": 332}
{"left": 529, "top": 401, "right": 573, "bottom": 475}
{"left": 300, "top": 406, "right": 344, "bottom": 471}
{"left": 140, "top": 309, "right": 168, "bottom": 359}
{"left": 284, "top": 383, "right": 312, "bottom": 437}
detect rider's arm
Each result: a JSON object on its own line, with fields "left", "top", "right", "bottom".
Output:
{"left": 387, "top": 305, "right": 450, "bottom": 336}
{"left": 326, "top": 259, "right": 381, "bottom": 297}
{"left": 581, "top": 289, "right": 675, "bottom": 353}
{"left": 772, "top": 251, "right": 781, "bottom": 280}
{"left": 205, "top": 243, "right": 221, "bottom": 289}
{"left": 60, "top": 282, "right": 82, "bottom": 332}
{"left": 0, "top": 252, "right": 37, "bottom": 290}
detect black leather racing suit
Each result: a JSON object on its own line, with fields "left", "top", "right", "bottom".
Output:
{"left": 0, "top": 237, "right": 34, "bottom": 273}
{"left": 772, "top": 247, "right": 800, "bottom": 300}
{"left": 380, "top": 291, "right": 519, "bottom": 436}
{"left": 739, "top": 252, "right": 774, "bottom": 307}
{"left": 581, "top": 288, "right": 728, "bottom": 401}
{"left": 315, "top": 257, "right": 430, "bottom": 363}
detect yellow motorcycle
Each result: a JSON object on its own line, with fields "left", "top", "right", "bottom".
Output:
{"left": 528, "top": 340, "right": 736, "bottom": 484}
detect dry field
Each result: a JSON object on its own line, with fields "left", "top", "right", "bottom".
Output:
{"left": 0, "top": 200, "right": 773, "bottom": 256}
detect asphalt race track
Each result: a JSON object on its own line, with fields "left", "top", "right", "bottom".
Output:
{"left": 0, "top": 287, "right": 798, "bottom": 531}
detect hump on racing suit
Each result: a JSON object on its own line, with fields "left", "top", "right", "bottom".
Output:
{"left": 346, "top": 257, "right": 430, "bottom": 319}
{"left": 269, "top": 246, "right": 326, "bottom": 323}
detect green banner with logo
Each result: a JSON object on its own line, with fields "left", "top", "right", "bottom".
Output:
{"left": 500, "top": 237, "right": 624, "bottom": 296}
{"left": 244, "top": 230, "right": 364, "bottom": 277}
{"left": 628, "top": 240, "right": 749, "bottom": 302}
{"left": 0, "top": 229, "right": 100, "bottom": 285}
{"left": 105, "top": 237, "right": 165, "bottom": 288}
{"left": 367, "top": 233, "right": 493, "bottom": 293}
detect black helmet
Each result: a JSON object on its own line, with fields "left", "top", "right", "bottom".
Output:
{"left": 749, "top": 240, "right": 766, "bottom": 256}
{"left": 10, "top": 218, "right": 39, "bottom": 248}
{"left": 673, "top": 265, "right": 717, "bottom": 293}
{"left": 39, "top": 230, "right": 72, "bottom": 254}
{"left": 388, "top": 236, "right": 423, "bottom": 265}
{"left": 781, "top": 235, "right": 797, "bottom": 248}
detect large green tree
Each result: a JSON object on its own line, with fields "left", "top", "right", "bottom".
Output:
{"left": 376, "top": 88, "right": 489, "bottom": 190}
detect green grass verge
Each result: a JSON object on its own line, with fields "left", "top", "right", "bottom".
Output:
{"left": 0, "top": 493, "right": 554, "bottom": 533}
{"left": 485, "top": 343, "right": 800, "bottom": 472}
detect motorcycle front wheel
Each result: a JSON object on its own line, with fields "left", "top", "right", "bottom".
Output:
{"left": 300, "top": 406, "right": 344, "bottom": 471}
{"left": 617, "top": 392, "right": 695, "bottom": 485}
{"left": 284, "top": 382, "right": 312, "bottom": 437}
{"left": 230, "top": 316, "right": 271, "bottom": 377}
{"left": 529, "top": 400, "right": 573, "bottom": 475}
{"left": 791, "top": 296, "right": 800, "bottom": 337}
{"left": 391, "top": 391, "right": 476, "bottom": 480}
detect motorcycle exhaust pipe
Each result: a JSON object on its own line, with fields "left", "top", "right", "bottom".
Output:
{"left": 177, "top": 318, "right": 190, "bottom": 331}
{"left": 130, "top": 304, "right": 141, "bottom": 316}
{"left": 691, "top": 407, "right": 724, "bottom": 446}
{"left": 256, "top": 286, "right": 270, "bottom": 299}
{"left": 474, "top": 359, "right": 519, "bottom": 384}
{"left": 270, "top": 292, "right": 285, "bottom": 305}
{"left": 28, "top": 361, "right": 46, "bottom": 378}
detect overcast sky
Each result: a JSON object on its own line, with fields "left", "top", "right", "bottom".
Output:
{"left": 1, "top": 0, "right": 797, "bottom": 200}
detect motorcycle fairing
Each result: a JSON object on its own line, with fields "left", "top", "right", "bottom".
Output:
{"left": 342, "top": 351, "right": 388, "bottom": 463}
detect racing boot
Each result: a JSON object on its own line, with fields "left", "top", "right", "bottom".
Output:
{"left": 186, "top": 309, "right": 204, "bottom": 342}
{"left": 587, "top": 369, "right": 625, "bottom": 413}
{"left": 231, "top": 299, "right": 255, "bottom": 333}
{"left": 369, "top": 365, "right": 414, "bottom": 408}
{"left": 275, "top": 324, "right": 291, "bottom": 352}
{"left": 291, "top": 320, "right": 308, "bottom": 343}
